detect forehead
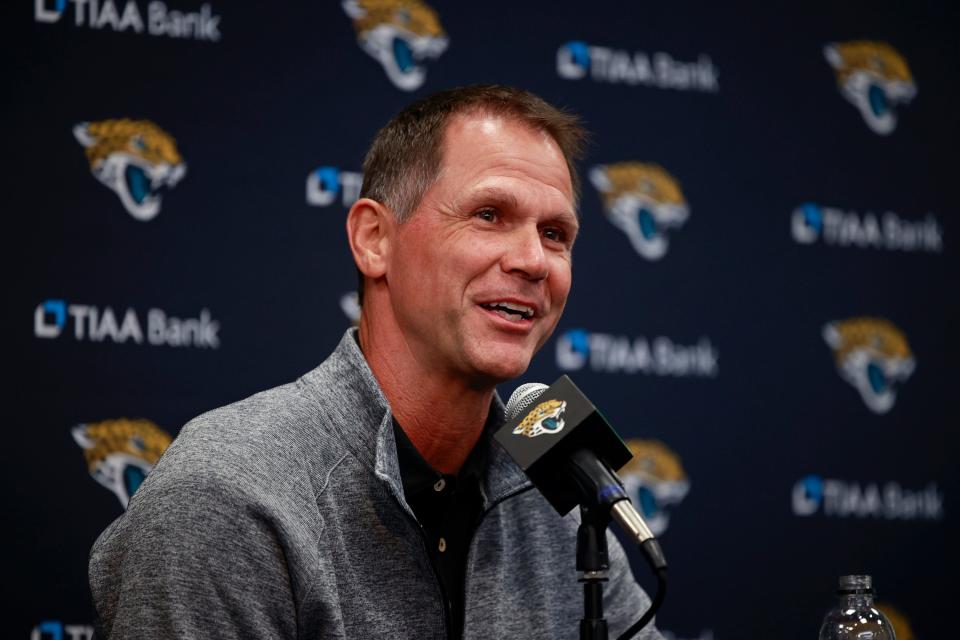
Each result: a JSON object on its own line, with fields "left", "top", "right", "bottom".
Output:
{"left": 436, "top": 111, "right": 574, "bottom": 202}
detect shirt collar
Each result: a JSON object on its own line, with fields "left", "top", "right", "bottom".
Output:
{"left": 392, "top": 416, "right": 491, "bottom": 500}
{"left": 304, "top": 328, "right": 531, "bottom": 514}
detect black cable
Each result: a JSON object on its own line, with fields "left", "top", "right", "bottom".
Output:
{"left": 615, "top": 567, "right": 667, "bottom": 640}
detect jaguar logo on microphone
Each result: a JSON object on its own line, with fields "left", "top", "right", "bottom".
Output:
{"left": 513, "top": 399, "right": 567, "bottom": 438}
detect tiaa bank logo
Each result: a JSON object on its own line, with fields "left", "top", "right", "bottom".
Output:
{"left": 620, "top": 439, "right": 690, "bottom": 536}
{"left": 306, "top": 166, "right": 363, "bottom": 207}
{"left": 73, "top": 418, "right": 172, "bottom": 508}
{"left": 791, "top": 202, "right": 942, "bottom": 253}
{"left": 824, "top": 40, "right": 916, "bottom": 135}
{"left": 589, "top": 163, "right": 689, "bottom": 261}
{"left": 34, "top": 299, "right": 220, "bottom": 348}
{"left": 822, "top": 317, "right": 914, "bottom": 414}
{"left": 557, "top": 329, "right": 718, "bottom": 377}
{"left": 342, "top": 0, "right": 448, "bottom": 91}
{"left": 791, "top": 474, "right": 943, "bottom": 521}
{"left": 557, "top": 40, "right": 719, "bottom": 92}
{"left": 74, "top": 119, "right": 186, "bottom": 221}
{"left": 34, "top": 0, "right": 221, "bottom": 42}
{"left": 30, "top": 620, "right": 94, "bottom": 640}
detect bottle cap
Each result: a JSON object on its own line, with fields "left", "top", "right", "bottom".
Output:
{"left": 837, "top": 574, "right": 873, "bottom": 594}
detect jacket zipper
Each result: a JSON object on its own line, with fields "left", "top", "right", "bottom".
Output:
{"left": 458, "top": 485, "right": 536, "bottom": 639}
{"left": 396, "top": 483, "right": 536, "bottom": 640}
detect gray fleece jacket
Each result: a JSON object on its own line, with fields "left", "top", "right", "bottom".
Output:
{"left": 89, "top": 329, "right": 663, "bottom": 639}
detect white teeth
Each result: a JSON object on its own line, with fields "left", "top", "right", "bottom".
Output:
{"left": 500, "top": 302, "right": 533, "bottom": 315}
{"left": 483, "top": 302, "right": 534, "bottom": 320}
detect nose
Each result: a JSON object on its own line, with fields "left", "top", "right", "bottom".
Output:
{"left": 501, "top": 223, "right": 548, "bottom": 280}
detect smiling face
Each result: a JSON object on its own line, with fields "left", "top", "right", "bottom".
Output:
{"left": 384, "top": 112, "right": 578, "bottom": 387}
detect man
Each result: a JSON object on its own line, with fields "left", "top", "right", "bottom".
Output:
{"left": 89, "top": 85, "right": 663, "bottom": 639}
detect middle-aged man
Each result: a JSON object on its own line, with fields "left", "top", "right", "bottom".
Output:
{"left": 89, "top": 85, "right": 664, "bottom": 639}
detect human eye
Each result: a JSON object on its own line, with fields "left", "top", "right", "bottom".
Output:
{"left": 474, "top": 208, "right": 498, "bottom": 223}
{"left": 542, "top": 227, "right": 565, "bottom": 243}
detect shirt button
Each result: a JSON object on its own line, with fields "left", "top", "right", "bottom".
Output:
{"left": 438, "top": 537, "right": 447, "bottom": 552}
{"left": 433, "top": 478, "right": 446, "bottom": 492}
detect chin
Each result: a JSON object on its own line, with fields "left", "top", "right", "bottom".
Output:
{"left": 471, "top": 353, "right": 533, "bottom": 385}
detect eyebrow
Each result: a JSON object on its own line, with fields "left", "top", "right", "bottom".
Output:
{"left": 466, "top": 186, "right": 579, "bottom": 224}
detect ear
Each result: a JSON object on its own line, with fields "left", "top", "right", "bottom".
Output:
{"left": 71, "top": 424, "right": 94, "bottom": 449}
{"left": 588, "top": 166, "right": 611, "bottom": 193}
{"left": 341, "top": 0, "right": 366, "bottom": 19}
{"left": 73, "top": 122, "right": 97, "bottom": 148}
{"left": 822, "top": 322, "right": 841, "bottom": 348}
{"left": 823, "top": 44, "right": 842, "bottom": 69}
{"left": 346, "top": 197, "right": 394, "bottom": 282}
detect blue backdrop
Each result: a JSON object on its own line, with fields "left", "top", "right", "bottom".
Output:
{"left": 10, "top": 1, "right": 957, "bottom": 638}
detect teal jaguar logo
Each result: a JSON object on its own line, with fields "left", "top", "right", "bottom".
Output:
{"left": 342, "top": 0, "right": 448, "bottom": 91}
{"left": 590, "top": 162, "right": 689, "bottom": 261}
{"left": 514, "top": 399, "right": 567, "bottom": 438}
{"left": 823, "top": 317, "right": 915, "bottom": 414}
{"left": 824, "top": 40, "right": 916, "bottom": 135}
{"left": 73, "top": 418, "right": 172, "bottom": 508}
{"left": 620, "top": 439, "right": 689, "bottom": 536}
{"left": 74, "top": 118, "right": 186, "bottom": 221}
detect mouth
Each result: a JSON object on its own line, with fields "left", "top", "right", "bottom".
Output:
{"left": 868, "top": 83, "right": 889, "bottom": 117}
{"left": 867, "top": 361, "right": 888, "bottom": 393}
{"left": 125, "top": 164, "right": 152, "bottom": 205}
{"left": 479, "top": 300, "right": 537, "bottom": 323}
{"left": 393, "top": 36, "right": 416, "bottom": 73}
{"left": 638, "top": 207, "right": 659, "bottom": 240}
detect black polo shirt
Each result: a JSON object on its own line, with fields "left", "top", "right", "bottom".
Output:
{"left": 393, "top": 420, "right": 487, "bottom": 640}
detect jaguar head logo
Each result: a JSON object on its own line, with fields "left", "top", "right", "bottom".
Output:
{"left": 823, "top": 317, "right": 915, "bottom": 414}
{"left": 74, "top": 119, "right": 186, "bottom": 221}
{"left": 620, "top": 439, "right": 689, "bottom": 536}
{"left": 824, "top": 41, "right": 916, "bottom": 135}
{"left": 72, "top": 418, "right": 172, "bottom": 508}
{"left": 514, "top": 399, "right": 567, "bottom": 438}
{"left": 590, "top": 162, "right": 689, "bottom": 261}
{"left": 342, "top": 0, "right": 448, "bottom": 91}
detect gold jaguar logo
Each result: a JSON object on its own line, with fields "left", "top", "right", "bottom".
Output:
{"left": 72, "top": 418, "right": 172, "bottom": 508}
{"left": 514, "top": 399, "right": 567, "bottom": 438}
{"left": 74, "top": 118, "right": 186, "bottom": 221}
{"left": 823, "top": 317, "right": 915, "bottom": 414}
{"left": 342, "top": 0, "right": 448, "bottom": 91}
{"left": 620, "top": 439, "right": 689, "bottom": 536}
{"left": 824, "top": 41, "right": 916, "bottom": 135}
{"left": 589, "top": 162, "right": 689, "bottom": 260}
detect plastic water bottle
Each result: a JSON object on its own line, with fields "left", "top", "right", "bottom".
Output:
{"left": 818, "top": 575, "right": 896, "bottom": 639}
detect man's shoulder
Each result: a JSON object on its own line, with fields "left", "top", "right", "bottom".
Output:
{"left": 168, "top": 366, "right": 357, "bottom": 487}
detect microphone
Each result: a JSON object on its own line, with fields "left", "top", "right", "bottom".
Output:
{"left": 497, "top": 375, "right": 666, "bottom": 571}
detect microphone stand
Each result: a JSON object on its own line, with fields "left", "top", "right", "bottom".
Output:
{"left": 577, "top": 502, "right": 612, "bottom": 640}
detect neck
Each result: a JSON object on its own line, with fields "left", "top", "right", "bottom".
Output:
{"left": 358, "top": 308, "right": 494, "bottom": 475}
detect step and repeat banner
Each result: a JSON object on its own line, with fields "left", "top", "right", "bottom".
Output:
{"left": 10, "top": 1, "right": 957, "bottom": 638}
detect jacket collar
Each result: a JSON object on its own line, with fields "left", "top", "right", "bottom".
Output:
{"left": 306, "top": 329, "right": 531, "bottom": 513}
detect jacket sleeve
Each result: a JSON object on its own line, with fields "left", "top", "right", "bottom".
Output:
{"left": 89, "top": 466, "right": 300, "bottom": 640}
{"left": 603, "top": 530, "right": 666, "bottom": 640}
